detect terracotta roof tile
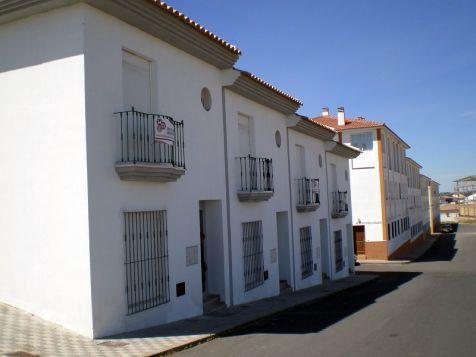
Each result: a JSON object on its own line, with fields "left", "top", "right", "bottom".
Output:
{"left": 311, "top": 115, "right": 410, "bottom": 148}
{"left": 240, "top": 70, "right": 303, "bottom": 105}
{"left": 440, "top": 204, "right": 459, "bottom": 212}
{"left": 310, "top": 115, "right": 383, "bottom": 130}
{"left": 147, "top": 1, "right": 241, "bottom": 55}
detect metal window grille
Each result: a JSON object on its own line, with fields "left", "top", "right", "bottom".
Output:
{"left": 237, "top": 155, "right": 274, "bottom": 192}
{"left": 296, "top": 178, "right": 320, "bottom": 206}
{"left": 300, "top": 226, "right": 313, "bottom": 279}
{"left": 331, "top": 191, "right": 348, "bottom": 214}
{"left": 124, "top": 210, "right": 170, "bottom": 315}
{"left": 116, "top": 108, "right": 185, "bottom": 168}
{"left": 242, "top": 221, "right": 264, "bottom": 291}
{"left": 334, "top": 230, "right": 344, "bottom": 272}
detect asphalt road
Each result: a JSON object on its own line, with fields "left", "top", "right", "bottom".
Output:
{"left": 178, "top": 223, "right": 476, "bottom": 357}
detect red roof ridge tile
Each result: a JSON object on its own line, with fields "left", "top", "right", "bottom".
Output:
{"left": 148, "top": 1, "right": 241, "bottom": 55}
{"left": 239, "top": 70, "right": 303, "bottom": 105}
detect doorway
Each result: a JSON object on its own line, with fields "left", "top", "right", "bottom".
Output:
{"left": 346, "top": 224, "right": 354, "bottom": 273}
{"left": 353, "top": 225, "right": 365, "bottom": 255}
{"left": 199, "top": 201, "right": 226, "bottom": 311}
{"left": 276, "top": 211, "right": 292, "bottom": 292}
{"left": 319, "top": 218, "right": 330, "bottom": 280}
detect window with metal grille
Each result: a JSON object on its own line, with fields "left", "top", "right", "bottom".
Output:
{"left": 124, "top": 210, "right": 170, "bottom": 315}
{"left": 242, "top": 221, "right": 264, "bottom": 291}
{"left": 334, "top": 230, "right": 344, "bottom": 272}
{"left": 300, "top": 226, "right": 313, "bottom": 279}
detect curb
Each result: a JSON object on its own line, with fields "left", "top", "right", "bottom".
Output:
{"left": 153, "top": 275, "right": 379, "bottom": 356}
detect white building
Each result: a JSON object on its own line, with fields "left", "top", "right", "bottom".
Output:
{"left": 312, "top": 108, "right": 439, "bottom": 261}
{"left": 406, "top": 158, "right": 424, "bottom": 244}
{"left": 0, "top": 1, "right": 359, "bottom": 339}
{"left": 286, "top": 115, "right": 358, "bottom": 289}
{"left": 440, "top": 204, "right": 459, "bottom": 223}
{"left": 420, "top": 174, "right": 432, "bottom": 235}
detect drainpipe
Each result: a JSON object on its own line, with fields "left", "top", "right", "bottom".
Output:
{"left": 285, "top": 127, "right": 297, "bottom": 290}
{"left": 324, "top": 150, "right": 334, "bottom": 280}
{"left": 221, "top": 87, "right": 234, "bottom": 305}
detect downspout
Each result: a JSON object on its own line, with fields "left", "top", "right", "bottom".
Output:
{"left": 285, "top": 127, "right": 296, "bottom": 290}
{"left": 324, "top": 150, "right": 334, "bottom": 280}
{"left": 221, "top": 87, "right": 234, "bottom": 305}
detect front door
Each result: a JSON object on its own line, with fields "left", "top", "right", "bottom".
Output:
{"left": 353, "top": 225, "right": 365, "bottom": 255}
{"left": 199, "top": 209, "right": 207, "bottom": 293}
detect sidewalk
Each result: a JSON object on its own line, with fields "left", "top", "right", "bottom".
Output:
{"left": 0, "top": 274, "right": 377, "bottom": 357}
{"left": 357, "top": 234, "right": 438, "bottom": 265}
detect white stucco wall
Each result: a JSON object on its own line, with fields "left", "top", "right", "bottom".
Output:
{"left": 223, "top": 90, "right": 291, "bottom": 305}
{"left": 81, "top": 6, "right": 229, "bottom": 337}
{"left": 287, "top": 129, "right": 329, "bottom": 290}
{"left": 342, "top": 129, "right": 383, "bottom": 243}
{"left": 326, "top": 151, "right": 353, "bottom": 279}
{"left": 0, "top": 6, "right": 94, "bottom": 337}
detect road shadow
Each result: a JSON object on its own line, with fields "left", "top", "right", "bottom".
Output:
{"left": 222, "top": 272, "right": 420, "bottom": 336}
{"left": 416, "top": 233, "right": 457, "bottom": 262}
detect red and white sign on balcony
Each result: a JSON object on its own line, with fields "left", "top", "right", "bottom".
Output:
{"left": 154, "top": 116, "right": 175, "bottom": 145}
{"left": 312, "top": 179, "right": 319, "bottom": 193}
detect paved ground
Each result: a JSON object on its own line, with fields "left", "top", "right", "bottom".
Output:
{"left": 0, "top": 274, "right": 375, "bottom": 356}
{"left": 178, "top": 224, "right": 476, "bottom": 357}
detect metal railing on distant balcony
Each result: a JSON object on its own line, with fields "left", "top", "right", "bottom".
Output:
{"left": 115, "top": 108, "right": 185, "bottom": 168}
{"left": 331, "top": 190, "right": 348, "bottom": 215}
{"left": 237, "top": 155, "right": 274, "bottom": 192}
{"left": 296, "top": 178, "right": 320, "bottom": 206}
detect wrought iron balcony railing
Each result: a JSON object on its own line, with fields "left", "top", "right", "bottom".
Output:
{"left": 331, "top": 190, "right": 349, "bottom": 218}
{"left": 296, "top": 178, "right": 320, "bottom": 212}
{"left": 115, "top": 108, "right": 185, "bottom": 182}
{"left": 236, "top": 155, "right": 274, "bottom": 201}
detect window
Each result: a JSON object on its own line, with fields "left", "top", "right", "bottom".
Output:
{"left": 124, "top": 210, "right": 170, "bottom": 315}
{"left": 351, "top": 132, "right": 373, "bottom": 151}
{"left": 122, "top": 50, "right": 153, "bottom": 113}
{"left": 201, "top": 87, "right": 212, "bottom": 111}
{"left": 238, "top": 114, "right": 254, "bottom": 156}
{"left": 242, "top": 221, "right": 264, "bottom": 291}
{"left": 275, "top": 130, "right": 282, "bottom": 148}
{"left": 300, "top": 227, "right": 313, "bottom": 279}
{"left": 334, "top": 230, "right": 344, "bottom": 272}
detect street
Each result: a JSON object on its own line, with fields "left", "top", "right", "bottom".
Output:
{"left": 178, "top": 224, "right": 476, "bottom": 357}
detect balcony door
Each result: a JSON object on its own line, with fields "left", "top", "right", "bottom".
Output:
{"left": 295, "top": 144, "right": 305, "bottom": 178}
{"left": 122, "top": 50, "right": 152, "bottom": 113}
{"left": 238, "top": 114, "right": 257, "bottom": 190}
{"left": 330, "top": 163, "right": 337, "bottom": 192}
{"left": 238, "top": 114, "right": 254, "bottom": 156}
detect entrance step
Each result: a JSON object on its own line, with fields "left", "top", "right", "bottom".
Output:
{"left": 280, "top": 280, "right": 291, "bottom": 293}
{"left": 203, "top": 294, "right": 226, "bottom": 315}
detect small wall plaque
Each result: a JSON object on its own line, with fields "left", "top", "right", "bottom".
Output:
{"left": 270, "top": 248, "right": 277, "bottom": 263}
{"left": 186, "top": 246, "right": 199, "bottom": 266}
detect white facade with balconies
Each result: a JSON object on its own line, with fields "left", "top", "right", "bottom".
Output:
{"left": 0, "top": 1, "right": 360, "bottom": 339}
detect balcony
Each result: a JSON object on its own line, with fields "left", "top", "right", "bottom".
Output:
{"left": 296, "top": 178, "right": 320, "bottom": 212}
{"left": 236, "top": 155, "right": 274, "bottom": 202}
{"left": 115, "top": 108, "right": 185, "bottom": 182}
{"left": 331, "top": 191, "right": 349, "bottom": 218}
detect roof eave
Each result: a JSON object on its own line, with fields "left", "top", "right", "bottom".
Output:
{"left": 326, "top": 141, "right": 361, "bottom": 159}
{"left": 224, "top": 70, "right": 302, "bottom": 114}
{"left": 287, "top": 115, "right": 336, "bottom": 141}
{"left": 0, "top": 0, "right": 241, "bottom": 69}
{"left": 405, "top": 157, "right": 423, "bottom": 169}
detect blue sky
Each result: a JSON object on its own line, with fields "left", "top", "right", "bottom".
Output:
{"left": 170, "top": 0, "right": 476, "bottom": 192}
